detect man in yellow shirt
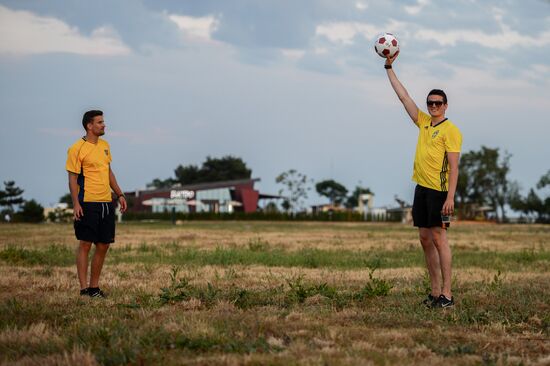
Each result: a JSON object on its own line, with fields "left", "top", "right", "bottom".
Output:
{"left": 66, "top": 110, "right": 127, "bottom": 298}
{"left": 384, "top": 55, "right": 462, "bottom": 308}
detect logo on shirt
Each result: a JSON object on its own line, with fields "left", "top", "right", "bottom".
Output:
{"left": 431, "top": 130, "right": 440, "bottom": 139}
{"left": 104, "top": 149, "right": 109, "bottom": 156}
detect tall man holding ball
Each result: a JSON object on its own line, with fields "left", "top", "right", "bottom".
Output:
{"left": 384, "top": 53, "right": 462, "bottom": 308}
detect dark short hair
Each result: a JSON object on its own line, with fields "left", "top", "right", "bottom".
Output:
{"left": 82, "top": 110, "right": 103, "bottom": 131}
{"left": 427, "top": 89, "right": 447, "bottom": 104}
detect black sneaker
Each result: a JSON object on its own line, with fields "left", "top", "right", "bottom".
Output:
{"left": 435, "top": 294, "right": 454, "bottom": 308}
{"left": 422, "top": 294, "right": 439, "bottom": 308}
{"left": 88, "top": 287, "right": 107, "bottom": 298}
{"left": 79, "top": 288, "right": 89, "bottom": 296}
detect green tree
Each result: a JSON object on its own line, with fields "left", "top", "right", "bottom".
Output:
{"left": 456, "top": 146, "right": 511, "bottom": 222}
{"left": 15, "top": 199, "right": 44, "bottom": 223}
{"left": 508, "top": 182, "right": 525, "bottom": 215}
{"left": 148, "top": 156, "right": 252, "bottom": 188}
{"left": 0, "top": 181, "right": 24, "bottom": 214}
{"left": 510, "top": 170, "right": 550, "bottom": 223}
{"left": 346, "top": 186, "right": 373, "bottom": 209}
{"left": 173, "top": 165, "right": 201, "bottom": 185}
{"left": 147, "top": 178, "right": 175, "bottom": 189}
{"left": 276, "top": 169, "right": 312, "bottom": 213}
{"left": 196, "top": 156, "right": 251, "bottom": 183}
{"left": 315, "top": 179, "right": 348, "bottom": 206}
{"left": 536, "top": 170, "right": 550, "bottom": 190}
{"left": 525, "top": 189, "right": 545, "bottom": 220}
{"left": 59, "top": 193, "right": 73, "bottom": 208}
{"left": 457, "top": 152, "right": 482, "bottom": 210}
{"left": 263, "top": 201, "right": 279, "bottom": 213}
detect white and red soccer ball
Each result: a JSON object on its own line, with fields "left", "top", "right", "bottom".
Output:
{"left": 374, "top": 33, "right": 399, "bottom": 58}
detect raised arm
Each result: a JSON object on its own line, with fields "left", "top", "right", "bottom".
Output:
{"left": 385, "top": 55, "right": 419, "bottom": 124}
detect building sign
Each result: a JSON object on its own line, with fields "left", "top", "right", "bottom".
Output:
{"left": 170, "top": 190, "right": 195, "bottom": 200}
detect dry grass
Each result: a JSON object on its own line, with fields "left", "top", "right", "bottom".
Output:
{"left": 0, "top": 221, "right": 549, "bottom": 365}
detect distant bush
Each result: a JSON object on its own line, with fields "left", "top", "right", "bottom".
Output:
{"left": 14, "top": 199, "right": 44, "bottom": 223}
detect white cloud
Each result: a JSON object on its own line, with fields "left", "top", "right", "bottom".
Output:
{"left": 281, "top": 48, "right": 306, "bottom": 60}
{"left": 415, "top": 27, "right": 550, "bottom": 50}
{"left": 519, "top": 63, "right": 550, "bottom": 82}
{"left": 314, "top": 47, "right": 329, "bottom": 55}
{"left": 415, "top": 7, "right": 550, "bottom": 50}
{"left": 396, "top": 62, "right": 550, "bottom": 109}
{"left": 355, "top": 2, "right": 368, "bottom": 11}
{"left": 404, "top": 0, "right": 430, "bottom": 15}
{"left": 451, "top": 66, "right": 550, "bottom": 110}
{"left": 424, "top": 49, "right": 445, "bottom": 58}
{"left": 0, "top": 5, "right": 130, "bottom": 56}
{"left": 315, "top": 21, "right": 378, "bottom": 45}
{"left": 169, "top": 14, "right": 219, "bottom": 41}
{"left": 532, "top": 64, "right": 550, "bottom": 74}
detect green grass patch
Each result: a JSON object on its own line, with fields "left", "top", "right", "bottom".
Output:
{"left": 3, "top": 242, "right": 549, "bottom": 272}
{"left": 66, "top": 317, "right": 280, "bottom": 365}
{"left": 157, "top": 266, "right": 393, "bottom": 309}
{"left": 113, "top": 245, "right": 550, "bottom": 272}
{"left": 0, "top": 244, "right": 74, "bottom": 266}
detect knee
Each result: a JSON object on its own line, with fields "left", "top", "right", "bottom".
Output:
{"left": 419, "top": 237, "right": 433, "bottom": 249}
{"left": 431, "top": 233, "right": 447, "bottom": 249}
{"left": 95, "top": 244, "right": 110, "bottom": 254}
{"left": 419, "top": 232, "right": 431, "bottom": 246}
{"left": 79, "top": 242, "right": 92, "bottom": 253}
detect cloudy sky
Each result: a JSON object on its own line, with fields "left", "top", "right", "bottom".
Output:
{"left": 1, "top": 0, "right": 549, "bottom": 209}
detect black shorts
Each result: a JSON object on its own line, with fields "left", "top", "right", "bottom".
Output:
{"left": 74, "top": 202, "right": 116, "bottom": 244}
{"left": 412, "top": 185, "right": 448, "bottom": 228}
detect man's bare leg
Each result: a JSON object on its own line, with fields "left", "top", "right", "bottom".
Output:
{"left": 89, "top": 243, "right": 110, "bottom": 288}
{"left": 419, "top": 228, "right": 442, "bottom": 297}
{"left": 431, "top": 227, "right": 452, "bottom": 299}
{"left": 76, "top": 241, "right": 92, "bottom": 290}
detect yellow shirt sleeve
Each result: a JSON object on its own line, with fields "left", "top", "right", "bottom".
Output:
{"left": 65, "top": 141, "right": 83, "bottom": 174}
{"left": 445, "top": 125, "right": 462, "bottom": 152}
{"left": 416, "top": 110, "right": 431, "bottom": 128}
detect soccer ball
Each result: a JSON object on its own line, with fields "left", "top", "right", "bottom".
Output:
{"left": 374, "top": 33, "right": 399, "bottom": 58}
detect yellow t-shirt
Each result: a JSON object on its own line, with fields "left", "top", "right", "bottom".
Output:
{"left": 412, "top": 110, "right": 462, "bottom": 192}
{"left": 66, "top": 138, "right": 112, "bottom": 202}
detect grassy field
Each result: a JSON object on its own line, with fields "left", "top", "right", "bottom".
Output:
{"left": 0, "top": 221, "right": 549, "bottom": 365}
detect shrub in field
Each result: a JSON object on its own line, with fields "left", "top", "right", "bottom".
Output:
{"left": 14, "top": 199, "right": 44, "bottom": 223}
{"left": 354, "top": 268, "right": 394, "bottom": 299}
{"left": 247, "top": 237, "right": 269, "bottom": 252}
{"left": 487, "top": 269, "right": 504, "bottom": 291}
{"left": 159, "top": 266, "right": 191, "bottom": 304}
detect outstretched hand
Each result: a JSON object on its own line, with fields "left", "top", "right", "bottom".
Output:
{"left": 385, "top": 51, "right": 399, "bottom": 67}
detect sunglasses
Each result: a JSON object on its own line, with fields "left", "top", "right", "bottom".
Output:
{"left": 427, "top": 100, "right": 445, "bottom": 107}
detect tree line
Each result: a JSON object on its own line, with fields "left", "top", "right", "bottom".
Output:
{"left": 148, "top": 155, "right": 252, "bottom": 188}
{"left": 2, "top": 146, "right": 547, "bottom": 223}
{"left": 147, "top": 156, "right": 373, "bottom": 214}
{"left": 147, "top": 150, "right": 549, "bottom": 222}
{"left": 457, "top": 146, "right": 549, "bottom": 223}
{"left": 0, "top": 181, "right": 44, "bottom": 223}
